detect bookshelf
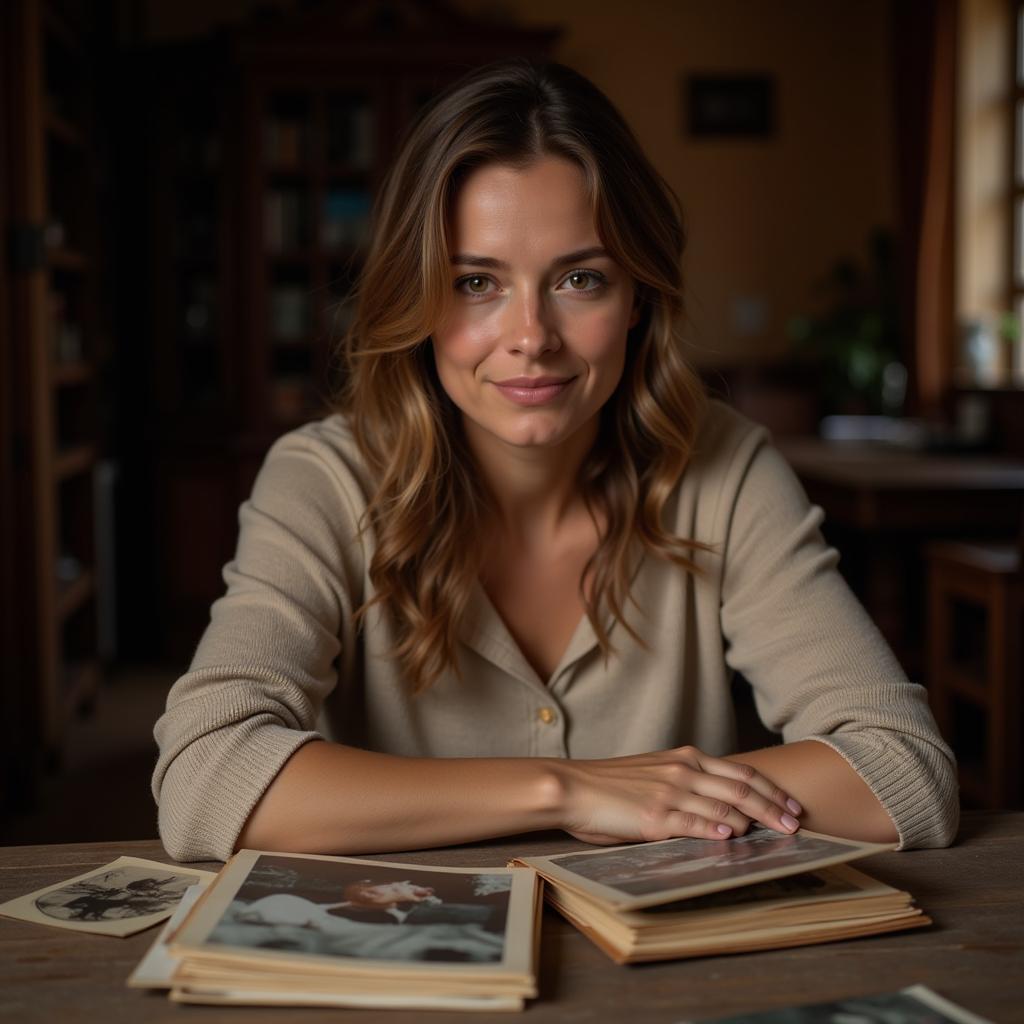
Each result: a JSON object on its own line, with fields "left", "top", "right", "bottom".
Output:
{"left": 5, "top": 0, "right": 106, "bottom": 756}
{"left": 136, "top": 2, "right": 560, "bottom": 660}
{"left": 251, "top": 84, "right": 379, "bottom": 428}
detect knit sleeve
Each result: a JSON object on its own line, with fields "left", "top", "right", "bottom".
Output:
{"left": 151, "top": 424, "right": 367, "bottom": 862}
{"left": 717, "top": 427, "right": 959, "bottom": 851}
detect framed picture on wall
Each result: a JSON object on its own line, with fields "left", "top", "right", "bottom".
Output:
{"left": 686, "top": 74, "right": 775, "bottom": 138}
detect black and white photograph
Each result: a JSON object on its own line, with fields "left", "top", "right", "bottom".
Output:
{"left": 207, "top": 855, "right": 509, "bottom": 962}
{"left": 521, "top": 828, "right": 896, "bottom": 909}
{"left": 0, "top": 857, "right": 216, "bottom": 937}
{"left": 676, "top": 985, "right": 994, "bottom": 1024}
{"left": 172, "top": 849, "right": 539, "bottom": 980}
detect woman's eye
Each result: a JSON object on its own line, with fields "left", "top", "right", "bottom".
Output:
{"left": 454, "top": 269, "right": 607, "bottom": 298}
{"left": 562, "top": 269, "right": 607, "bottom": 293}
{"left": 456, "top": 274, "right": 493, "bottom": 296}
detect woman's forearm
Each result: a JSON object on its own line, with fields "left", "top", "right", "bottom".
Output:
{"left": 725, "top": 740, "right": 899, "bottom": 844}
{"left": 236, "top": 739, "right": 807, "bottom": 856}
{"left": 235, "top": 740, "right": 566, "bottom": 855}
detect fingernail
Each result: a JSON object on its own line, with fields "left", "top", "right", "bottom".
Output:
{"left": 786, "top": 798, "right": 803, "bottom": 815}
{"left": 781, "top": 813, "right": 799, "bottom": 832}
{"left": 716, "top": 825, "right": 732, "bottom": 836}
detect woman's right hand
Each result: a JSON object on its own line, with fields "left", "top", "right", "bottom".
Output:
{"left": 550, "top": 745, "right": 803, "bottom": 845}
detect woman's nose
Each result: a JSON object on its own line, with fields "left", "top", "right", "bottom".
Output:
{"left": 506, "top": 289, "right": 559, "bottom": 357}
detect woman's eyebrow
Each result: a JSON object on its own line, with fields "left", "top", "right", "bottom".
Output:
{"left": 450, "top": 246, "right": 610, "bottom": 269}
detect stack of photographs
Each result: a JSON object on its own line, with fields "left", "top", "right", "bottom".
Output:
{"left": 151, "top": 850, "right": 542, "bottom": 1011}
{"left": 512, "top": 827, "right": 928, "bottom": 964}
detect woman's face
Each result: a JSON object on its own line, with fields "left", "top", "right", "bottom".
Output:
{"left": 431, "top": 156, "right": 639, "bottom": 452}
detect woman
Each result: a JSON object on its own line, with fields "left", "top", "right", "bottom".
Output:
{"left": 152, "top": 59, "right": 958, "bottom": 863}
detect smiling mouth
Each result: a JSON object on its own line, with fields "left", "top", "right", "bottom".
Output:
{"left": 491, "top": 377, "right": 576, "bottom": 405}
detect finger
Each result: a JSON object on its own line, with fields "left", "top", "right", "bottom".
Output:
{"left": 659, "top": 809, "right": 738, "bottom": 842}
{"left": 679, "top": 794, "right": 751, "bottom": 837}
{"left": 691, "top": 771, "right": 801, "bottom": 835}
{"left": 692, "top": 752, "right": 802, "bottom": 815}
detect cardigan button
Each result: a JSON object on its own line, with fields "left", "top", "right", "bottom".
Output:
{"left": 537, "top": 707, "right": 557, "bottom": 725}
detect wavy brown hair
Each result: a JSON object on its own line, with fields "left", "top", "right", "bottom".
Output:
{"left": 335, "top": 58, "right": 712, "bottom": 693}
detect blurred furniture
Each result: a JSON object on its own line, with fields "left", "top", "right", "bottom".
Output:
{"left": 776, "top": 438, "right": 1024, "bottom": 682}
{"left": 925, "top": 521, "right": 1024, "bottom": 809}
{"left": 0, "top": 813, "right": 1020, "bottom": 1023}
{"left": 119, "top": 1, "right": 561, "bottom": 661}
{"left": 3, "top": 0, "right": 107, "bottom": 763}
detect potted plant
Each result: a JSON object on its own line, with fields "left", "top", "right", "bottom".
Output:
{"left": 786, "top": 227, "right": 905, "bottom": 417}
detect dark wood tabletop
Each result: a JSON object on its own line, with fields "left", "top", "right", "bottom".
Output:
{"left": 1, "top": 811, "right": 1022, "bottom": 1023}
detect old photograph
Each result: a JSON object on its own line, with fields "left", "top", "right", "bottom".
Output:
{"left": 173, "top": 850, "right": 538, "bottom": 976}
{"left": 0, "top": 857, "right": 216, "bottom": 937}
{"left": 677, "top": 985, "right": 993, "bottom": 1024}
{"left": 521, "top": 827, "right": 895, "bottom": 909}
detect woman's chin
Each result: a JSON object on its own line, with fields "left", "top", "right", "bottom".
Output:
{"left": 497, "top": 419, "right": 576, "bottom": 450}
{"left": 462, "top": 406, "right": 597, "bottom": 452}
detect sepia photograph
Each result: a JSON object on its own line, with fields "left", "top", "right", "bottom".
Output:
{"left": 172, "top": 849, "right": 538, "bottom": 977}
{"left": 0, "top": 857, "right": 215, "bottom": 937}
{"left": 522, "top": 828, "right": 896, "bottom": 909}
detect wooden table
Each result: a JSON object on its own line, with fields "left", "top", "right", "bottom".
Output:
{"left": 775, "top": 439, "right": 1024, "bottom": 681}
{"left": 1, "top": 812, "right": 1022, "bottom": 1023}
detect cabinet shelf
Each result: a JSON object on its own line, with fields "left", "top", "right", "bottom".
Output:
{"left": 43, "top": 5, "right": 84, "bottom": 58}
{"left": 942, "top": 667, "right": 991, "bottom": 708}
{"left": 62, "top": 657, "right": 101, "bottom": 715}
{"left": 54, "top": 443, "right": 98, "bottom": 481}
{"left": 47, "top": 246, "right": 88, "bottom": 272}
{"left": 266, "top": 161, "right": 316, "bottom": 178}
{"left": 57, "top": 569, "right": 95, "bottom": 622}
{"left": 267, "top": 249, "right": 315, "bottom": 265}
{"left": 8, "top": 0, "right": 108, "bottom": 762}
{"left": 53, "top": 360, "right": 94, "bottom": 386}
{"left": 325, "top": 162, "right": 373, "bottom": 180}
{"left": 46, "top": 111, "right": 84, "bottom": 148}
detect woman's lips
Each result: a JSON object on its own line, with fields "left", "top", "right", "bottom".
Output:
{"left": 492, "top": 378, "right": 576, "bottom": 405}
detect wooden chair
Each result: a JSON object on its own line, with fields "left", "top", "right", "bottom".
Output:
{"left": 925, "top": 517, "right": 1024, "bottom": 809}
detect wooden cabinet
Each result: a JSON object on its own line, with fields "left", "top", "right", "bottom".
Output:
{"left": 4, "top": 0, "right": 107, "bottom": 759}
{"left": 138, "top": 2, "right": 560, "bottom": 660}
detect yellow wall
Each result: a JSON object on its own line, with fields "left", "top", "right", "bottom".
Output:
{"left": 455, "top": 0, "right": 897, "bottom": 366}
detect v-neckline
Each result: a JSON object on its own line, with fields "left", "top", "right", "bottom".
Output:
{"left": 459, "top": 540, "right": 647, "bottom": 692}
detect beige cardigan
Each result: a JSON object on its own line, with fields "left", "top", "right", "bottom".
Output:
{"left": 152, "top": 400, "right": 959, "bottom": 861}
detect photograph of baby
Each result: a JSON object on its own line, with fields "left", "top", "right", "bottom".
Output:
{"left": 543, "top": 827, "right": 883, "bottom": 905}
{"left": 205, "top": 854, "right": 512, "bottom": 964}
